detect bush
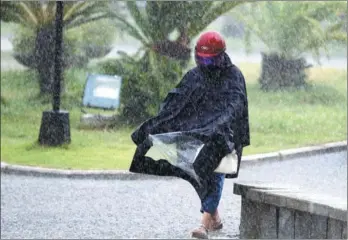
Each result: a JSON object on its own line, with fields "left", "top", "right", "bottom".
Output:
{"left": 97, "top": 53, "right": 183, "bottom": 125}
{"left": 97, "top": 57, "right": 157, "bottom": 125}
{"left": 259, "top": 52, "right": 313, "bottom": 90}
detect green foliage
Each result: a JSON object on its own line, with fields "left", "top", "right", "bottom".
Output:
{"left": 259, "top": 53, "right": 312, "bottom": 91}
{"left": 109, "top": 1, "right": 251, "bottom": 70}
{"left": 0, "top": 1, "right": 115, "bottom": 30}
{"left": 103, "top": 1, "right": 250, "bottom": 122}
{"left": 1, "top": 1, "right": 118, "bottom": 95}
{"left": 97, "top": 53, "right": 183, "bottom": 125}
{"left": 114, "top": 1, "right": 249, "bottom": 50}
{"left": 232, "top": 1, "right": 346, "bottom": 61}
{"left": 97, "top": 57, "right": 154, "bottom": 123}
{"left": 229, "top": 1, "right": 346, "bottom": 90}
{"left": 11, "top": 18, "right": 115, "bottom": 69}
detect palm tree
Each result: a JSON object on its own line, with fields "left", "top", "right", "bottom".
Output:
{"left": 102, "top": 1, "right": 249, "bottom": 123}
{"left": 1, "top": 1, "right": 115, "bottom": 95}
{"left": 112, "top": 1, "right": 247, "bottom": 63}
{"left": 231, "top": 1, "right": 346, "bottom": 90}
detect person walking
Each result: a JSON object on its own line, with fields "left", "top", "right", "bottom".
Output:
{"left": 129, "top": 31, "right": 250, "bottom": 239}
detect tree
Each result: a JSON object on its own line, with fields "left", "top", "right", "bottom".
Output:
{"left": 232, "top": 1, "right": 346, "bottom": 90}
{"left": 1, "top": 1, "right": 115, "bottom": 95}
{"left": 112, "top": 1, "right": 248, "bottom": 62}
{"left": 102, "top": 1, "right": 249, "bottom": 123}
{"left": 11, "top": 19, "right": 116, "bottom": 69}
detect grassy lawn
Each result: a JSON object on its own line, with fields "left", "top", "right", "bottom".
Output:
{"left": 1, "top": 64, "right": 346, "bottom": 170}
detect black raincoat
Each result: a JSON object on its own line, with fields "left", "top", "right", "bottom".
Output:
{"left": 129, "top": 53, "right": 250, "bottom": 200}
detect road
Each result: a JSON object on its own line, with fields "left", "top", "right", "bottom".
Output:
{"left": 1, "top": 151, "right": 347, "bottom": 239}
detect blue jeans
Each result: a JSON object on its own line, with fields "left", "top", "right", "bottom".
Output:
{"left": 200, "top": 173, "right": 225, "bottom": 214}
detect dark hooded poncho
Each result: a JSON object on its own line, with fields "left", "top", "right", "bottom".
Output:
{"left": 129, "top": 53, "right": 250, "bottom": 200}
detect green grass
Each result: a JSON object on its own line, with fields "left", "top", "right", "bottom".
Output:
{"left": 1, "top": 69, "right": 135, "bottom": 169}
{"left": 1, "top": 65, "right": 346, "bottom": 170}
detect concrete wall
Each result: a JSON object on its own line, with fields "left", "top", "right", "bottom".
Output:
{"left": 234, "top": 182, "right": 347, "bottom": 239}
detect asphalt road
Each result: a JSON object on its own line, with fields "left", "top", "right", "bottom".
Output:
{"left": 1, "top": 151, "right": 347, "bottom": 239}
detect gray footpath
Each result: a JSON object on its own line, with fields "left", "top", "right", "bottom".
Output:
{"left": 1, "top": 149, "right": 346, "bottom": 239}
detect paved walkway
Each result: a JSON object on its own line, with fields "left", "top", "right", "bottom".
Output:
{"left": 1, "top": 151, "right": 346, "bottom": 239}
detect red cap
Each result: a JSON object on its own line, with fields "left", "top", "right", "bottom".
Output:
{"left": 195, "top": 31, "right": 226, "bottom": 57}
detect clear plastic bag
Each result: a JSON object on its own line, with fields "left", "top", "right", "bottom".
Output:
{"left": 145, "top": 132, "right": 204, "bottom": 183}
{"left": 145, "top": 132, "right": 239, "bottom": 184}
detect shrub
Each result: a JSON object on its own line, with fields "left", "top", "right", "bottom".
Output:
{"left": 97, "top": 53, "right": 183, "bottom": 125}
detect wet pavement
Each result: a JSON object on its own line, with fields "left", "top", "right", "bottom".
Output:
{"left": 1, "top": 151, "right": 346, "bottom": 239}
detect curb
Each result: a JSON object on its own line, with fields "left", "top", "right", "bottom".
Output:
{"left": 240, "top": 141, "right": 347, "bottom": 167}
{"left": 0, "top": 162, "right": 166, "bottom": 181}
{"left": 1, "top": 141, "right": 346, "bottom": 180}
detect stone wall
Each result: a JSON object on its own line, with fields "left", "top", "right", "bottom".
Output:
{"left": 234, "top": 182, "right": 347, "bottom": 239}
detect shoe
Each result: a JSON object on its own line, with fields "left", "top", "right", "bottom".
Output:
{"left": 191, "top": 225, "right": 209, "bottom": 239}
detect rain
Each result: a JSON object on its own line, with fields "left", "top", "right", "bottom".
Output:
{"left": 1, "top": 1, "right": 347, "bottom": 239}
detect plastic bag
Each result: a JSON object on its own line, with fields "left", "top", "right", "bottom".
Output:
{"left": 145, "top": 132, "right": 239, "bottom": 184}
{"left": 145, "top": 132, "right": 204, "bottom": 183}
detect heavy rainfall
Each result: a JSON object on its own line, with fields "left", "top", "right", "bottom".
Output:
{"left": 1, "top": 1, "right": 347, "bottom": 239}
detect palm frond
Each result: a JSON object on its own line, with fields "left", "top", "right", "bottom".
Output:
{"left": 18, "top": 2, "right": 39, "bottom": 25}
{"left": 63, "top": 1, "right": 88, "bottom": 23}
{"left": 109, "top": 12, "right": 148, "bottom": 46}
{"left": 126, "top": 1, "right": 151, "bottom": 40}
{"left": 65, "top": 13, "right": 112, "bottom": 29}
{"left": 189, "top": 0, "right": 248, "bottom": 37}
{"left": 1, "top": 3, "right": 28, "bottom": 26}
{"left": 63, "top": 2, "right": 109, "bottom": 27}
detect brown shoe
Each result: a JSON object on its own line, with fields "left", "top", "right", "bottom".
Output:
{"left": 191, "top": 225, "right": 209, "bottom": 239}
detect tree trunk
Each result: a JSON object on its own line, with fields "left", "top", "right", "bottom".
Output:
{"left": 35, "top": 26, "right": 65, "bottom": 95}
{"left": 259, "top": 52, "right": 312, "bottom": 91}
